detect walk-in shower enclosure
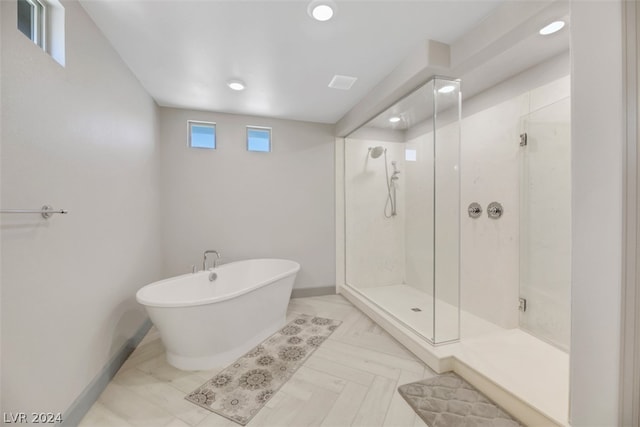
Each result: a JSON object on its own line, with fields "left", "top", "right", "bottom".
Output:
{"left": 344, "top": 77, "right": 461, "bottom": 344}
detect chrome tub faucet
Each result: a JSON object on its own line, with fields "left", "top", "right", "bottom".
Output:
{"left": 203, "top": 250, "right": 221, "bottom": 271}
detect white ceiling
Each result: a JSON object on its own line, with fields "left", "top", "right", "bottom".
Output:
{"left": 79, "top": 0, "right": 504, "bottom": 124}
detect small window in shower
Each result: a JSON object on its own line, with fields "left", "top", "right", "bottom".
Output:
{"left": 247, "top": 126, "right": 271, "bottom": 152}
{"left": 188, "top": 121, "right": 216, "bottom": 149}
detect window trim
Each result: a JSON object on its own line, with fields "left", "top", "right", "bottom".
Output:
{"left": 246, "top": 125, "right": 272, "bottom": 152}
{"left": 188, "top": 120, "right": 217, "bottom": 150}
{"left": 34, "top": 0, "right": 46, "bottom": 49}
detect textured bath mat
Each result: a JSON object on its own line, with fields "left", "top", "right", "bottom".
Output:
{"left": 185, "top": 314, "right": 341, "bottom": 425}
{"left": 398, "top": 372, "right": 524, "bottom": 427}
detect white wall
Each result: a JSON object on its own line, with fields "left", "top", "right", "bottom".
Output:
{"left": 1, "top": 0, "right": 162, "bottom": 418}
{"left": 0, "top": 0, "right": 4, "bottom": 411}
{"left": 404, "top": 133, "right": 434, "bottom": 295}
{"left": 344, "top": 138, "right": 405, "bottom": 288}
{"left": 159, "top": 107, "right": 335, "bottom": 291}
{"left": 458, "top": 69, "right": 570, "bottom": 331}
{"left": 459, "top": 90, "right": 523, "bottom": 329}
{"left": 570, "top": 1, "right": 624, "bottom": 425}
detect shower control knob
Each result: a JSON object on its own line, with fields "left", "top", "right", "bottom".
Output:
{"left": 468, "top": 202, "right": 482, "bottom": 218}
{"left": 487, "top": 202, "right": 503, "bottom": 219}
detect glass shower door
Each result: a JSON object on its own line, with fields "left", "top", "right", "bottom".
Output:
{"left": 343, "top": 76, "right": 460, "bottom": 345}
{"left": 518, "top": 97, "right": 571, "bottom": 351}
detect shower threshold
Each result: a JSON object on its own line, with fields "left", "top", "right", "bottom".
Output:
{"left": 339, "top": 284, "right": 570, "bottom": 427}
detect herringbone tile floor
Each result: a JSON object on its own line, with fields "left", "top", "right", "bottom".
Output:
{"left": 79, "top": 294, "right": 432, "bottom": 427}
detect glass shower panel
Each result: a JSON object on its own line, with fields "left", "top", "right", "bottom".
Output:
{"left": 344, "top": 77, "right": 461, "bottom": 345}
{"left": 433, "top": 78, "right": 461, "bottom": 344}
{"left": 403, "top": 79, "right": 436, "bottom": 342}
{"left": 518, "top": 97, "right": 571, "bottom": 351}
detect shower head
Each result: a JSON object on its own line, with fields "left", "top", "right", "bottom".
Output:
{"left": 369, "top": 146, "right": 385, "bottom": 159}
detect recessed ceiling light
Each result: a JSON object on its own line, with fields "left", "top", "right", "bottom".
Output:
{"left": 389, "top": 116, "right": 401, "bottom": 123}
{"left": 308, "top": 0, "right": 336, "bottom": 22}
{"left": 438, "top": 85, "right": 456, "bottom": 94}
{"left": 539, "top": 20, "right": 565, "bottom": 35}
{"left": 227, "top": 79, "right": 246, "bottom": 91}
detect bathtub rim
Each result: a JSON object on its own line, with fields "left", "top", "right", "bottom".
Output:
{"left": 136, "top": 258, "right": 300, "bottom": 308}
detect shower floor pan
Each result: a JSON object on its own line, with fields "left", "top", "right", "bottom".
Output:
{"left": 340, "top": 284, "right": 569, "bottom": 427}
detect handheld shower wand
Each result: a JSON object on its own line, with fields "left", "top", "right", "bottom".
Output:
{"left": 368, "top": 146, "right": 399, "bottom": 217}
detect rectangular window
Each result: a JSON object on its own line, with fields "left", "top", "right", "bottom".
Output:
{"left": 17, "top": 0, "right": 45, "bottom": 48}
{"left": 247, "top": 126, "right": 271, "bottom": 152}
{"left": 188, "top": 121, "right": 216, "bottom": 149}
{"left": 16, "top": 0, "right": 65, "bottom": 66}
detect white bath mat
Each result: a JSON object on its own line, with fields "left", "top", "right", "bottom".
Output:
{"left": 185, "top": 313, "right": 341, "bottom": 425}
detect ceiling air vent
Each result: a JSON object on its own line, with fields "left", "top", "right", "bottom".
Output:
{"left": 328, "top": 75, "right": 358, "bottom": 90}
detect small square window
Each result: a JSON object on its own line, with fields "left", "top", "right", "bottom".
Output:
{"left": 16, "top": 0, "right": 65, "bottom": 66}
{"left": 247, "top": 127, "right": 271, "bottom": 152}
{"left": 189, "top": 121, "right": 216, "bottom": 149}
{"left": 18, "top": 0, "right": 45, "bottom": 48}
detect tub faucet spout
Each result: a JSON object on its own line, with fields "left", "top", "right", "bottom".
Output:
{"left": 203, "top": 250, "right": 221, "bottom": 270}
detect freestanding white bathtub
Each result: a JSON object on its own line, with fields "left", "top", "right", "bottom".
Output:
{"left": 136, "top": 258, "right": 300, "bottom": 370}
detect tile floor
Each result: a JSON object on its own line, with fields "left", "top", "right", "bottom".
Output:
{"left": 79, "top": 294, "right": 432, "bottom": 427}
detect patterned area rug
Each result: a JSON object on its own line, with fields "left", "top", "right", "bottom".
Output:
{"left": 185, "top": 314, "right": 341, "bottom": 425}
{"left": 398, "top": 372, "right": 524, "bottom": 427}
